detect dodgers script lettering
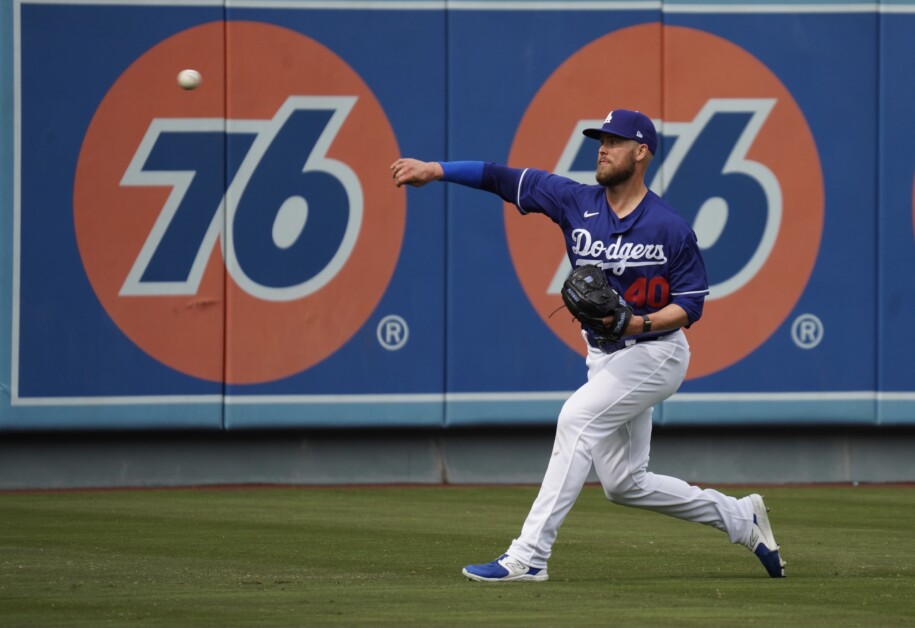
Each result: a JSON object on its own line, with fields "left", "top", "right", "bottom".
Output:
{"left": 571, "top": 230, "right": 668, "bottom": 274}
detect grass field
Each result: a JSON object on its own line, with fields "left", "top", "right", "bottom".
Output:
{"left": 1, "top": 484, "right": 913, "bottom": 626}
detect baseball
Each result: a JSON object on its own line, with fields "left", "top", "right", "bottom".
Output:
{"left": 177, "top": 69, "right": 201, "bottom": 90}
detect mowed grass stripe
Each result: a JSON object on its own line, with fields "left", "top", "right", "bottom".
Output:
{"left": 1, "top": 486, "right": 912, "bottom": 626}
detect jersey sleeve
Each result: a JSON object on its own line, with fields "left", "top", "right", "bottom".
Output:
{"left": 667, "top": 228, "right": 710, "bottom": 325}
{"left": 438, "top": 162, "right": 579, "bottom": 225}
{"left": 482, "top": 164, "right": 578, "bottom": 224}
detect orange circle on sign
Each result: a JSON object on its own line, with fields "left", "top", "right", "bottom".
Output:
{"left": 74, "top": 22, "right": 405, "bottom": 384}
{"left": 505, "top": 23, "right": 823, "bottom": 379}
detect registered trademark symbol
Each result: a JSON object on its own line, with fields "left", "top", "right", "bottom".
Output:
{"left": 377, "top": 315, "right": 409, "bottom": 351}
{"left": 791, "top": 313, "right": 823, "bottom": 349}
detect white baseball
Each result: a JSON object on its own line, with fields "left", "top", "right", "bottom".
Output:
{"left": 177, "top": 69, "right": 202, "bottom": 90}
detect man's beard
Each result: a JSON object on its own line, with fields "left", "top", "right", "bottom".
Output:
{"left": 595, "top": 158, "right": 636, "bottom": 188}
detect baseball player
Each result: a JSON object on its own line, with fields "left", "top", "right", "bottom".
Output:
{"left": 391, "top": 109, "right": 786, "bottom": 580}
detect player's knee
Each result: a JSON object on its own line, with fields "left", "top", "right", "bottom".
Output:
{"left": 601, "top": 469, "right": 647, "bottom": 504}
{"left": 602, "top": 478, "right": 635, "bottom": 503}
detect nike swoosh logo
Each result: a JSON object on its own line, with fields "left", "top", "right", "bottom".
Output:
{"left": 584, "top": 211, "right": 599, "bottom": 218}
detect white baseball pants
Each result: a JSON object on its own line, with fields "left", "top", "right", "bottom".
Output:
{"left": 506, "top": 330, "right": 755, "bottom": 569}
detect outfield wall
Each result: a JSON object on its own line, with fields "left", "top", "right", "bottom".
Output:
{"left": 3, "top": 426, "right": 915, "bottom": 489}
{"left": 2, "top": 1, "right": 915, "bottom": 431}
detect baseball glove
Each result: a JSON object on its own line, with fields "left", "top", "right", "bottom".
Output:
{"left": 561, "top": 264, "right": 633, "bottom": 343}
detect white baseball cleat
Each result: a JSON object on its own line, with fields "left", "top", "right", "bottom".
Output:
{"left": 462, "top": 554, "right": 549, "bottom": 582}
{"left": 745, "top": 494, "right": 786, "bottom": 578}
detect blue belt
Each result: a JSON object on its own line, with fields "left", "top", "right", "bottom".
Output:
{"left": 586, "top": 330, "right": 673, "bottom": 354}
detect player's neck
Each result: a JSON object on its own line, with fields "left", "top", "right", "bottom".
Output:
{"left": 604, "top": 179, "right": 649, "bottom": 219}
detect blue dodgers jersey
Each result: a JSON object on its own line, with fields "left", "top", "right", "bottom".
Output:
{"left": 513, "top": 168, "right": 709, "bottom": 322}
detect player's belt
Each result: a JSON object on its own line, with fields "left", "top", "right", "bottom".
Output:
{"left": 586, "top": 331, "right": 673, "bottom": 354}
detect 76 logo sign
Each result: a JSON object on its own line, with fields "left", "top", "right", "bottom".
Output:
{"left": 120, "top": 96, "right": 363, "bottom": 302}
{"left": 72, "top": 21, "right": 405, "bottom": 383}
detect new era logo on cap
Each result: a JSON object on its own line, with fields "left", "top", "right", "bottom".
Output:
{"left": 582, "top": 109, "right": 658, "bottom": 154}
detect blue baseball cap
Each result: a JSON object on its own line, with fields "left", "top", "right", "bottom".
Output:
{"left": 582, "top": 109, "right": 658, "bottom": 155}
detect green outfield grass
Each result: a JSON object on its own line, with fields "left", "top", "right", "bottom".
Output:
{"left": 1, "top": 484, "right": 913, "bottom": 626}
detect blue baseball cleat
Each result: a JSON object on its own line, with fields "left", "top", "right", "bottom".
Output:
{"left": 462, "top": 554, "right": 549, "bottom": 582}
{"left": 746, "top": 494, "right": 786, "bottom": 578}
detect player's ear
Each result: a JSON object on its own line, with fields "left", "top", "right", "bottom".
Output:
{"left": 637, "top": 145, "right": 653, "bottom": 164}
